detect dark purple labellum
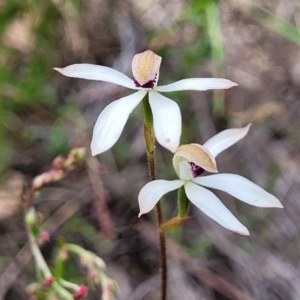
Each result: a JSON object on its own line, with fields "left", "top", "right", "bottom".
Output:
{"left": 189, "top": 162, "right": 205, "bottom": 178}
{"left": 134, "top": 79, "right": 156, "bottom": 88}
{"left": 133, "top": 73, "right": 158, "bottom": 89}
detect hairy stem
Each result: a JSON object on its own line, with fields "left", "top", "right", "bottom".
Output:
{"left": 142, "top": 95, "right": 167, "bottom": 300}
{"left": 177, "top": 186, "right": 190, "bottom": 219}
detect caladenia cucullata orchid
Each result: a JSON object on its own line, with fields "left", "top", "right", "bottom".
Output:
{"left": 54, "top": 50, "right": 237, "bottom": 155}
{"left": 54, "top": 50, "right": 239, "bottom": 300}
{"left": 138, "top": 124, "right": 283, "bottom": 235}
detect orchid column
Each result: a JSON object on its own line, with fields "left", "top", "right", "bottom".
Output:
{"left": 54, "top": 50, "right": 238, "bottom": 300}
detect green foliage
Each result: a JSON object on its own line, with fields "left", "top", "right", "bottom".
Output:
{"left": 0, "top": 0, "right": 63, "bottom": 175}
{"left": 48, "top": 124, "right": 70, "bottom": 156}
{"left": 248, "top": 6, "right": 300, "bottom": 46}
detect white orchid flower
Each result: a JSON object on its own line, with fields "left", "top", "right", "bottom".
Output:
{"left": 54, "top": 50, "right": 237, "bottom": 155}
{"left": 138, "top": 124, "right": 283, "bottom": 235}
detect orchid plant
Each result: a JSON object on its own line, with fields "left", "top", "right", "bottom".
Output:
{"left": 24, "top": 149, "right": 117, "bottom": 300}
{"left": 54, "top": 50, "right": 283, "bottom": 300}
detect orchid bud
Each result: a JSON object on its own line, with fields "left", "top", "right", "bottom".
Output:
{"left": 44, "top": 277, "right": 55, "bottom": 287}
{"left": 37, "top": 231, "right": 50, "bottom": 246}
{"left": 52, "top": 156, "right": 65, "bottom": 169}
{"left": 74, "top": 285, "right": 88, "bottom": 299}
{"left": 25, "top": 207, "right": 37, "bottom": 227}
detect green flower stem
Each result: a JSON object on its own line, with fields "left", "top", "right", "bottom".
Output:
{"left": 59, "top": 278, "right": 80, "bottom": 292}
{"left": 177, "top": 186, "right": 190, "bottom": 219}
{"left": 54, "top": 249, "right": 65, "bottom": 279}
{"left": 65, "top": 243, "right": 86, "bottom": 254}
{"left": 28, "top": 231, "right": 52, "bottom": 279}
{"left": 27, "top": 228, "right": 73, "bottom": 300}
{"left": 142, "top": 94, "right": 156, "bottom": 179}
{"left": 66, "top": 243, "right": 106, "bottom": 271}
{"left": 66, "top": 244, "right": 117, "bottom": 298}
{"left": 52, "top": 282, "right": 74, "bottom": 299}
{"left": 142, "top": 95, "right": 167, "bottom": 300}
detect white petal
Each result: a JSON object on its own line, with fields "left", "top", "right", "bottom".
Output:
{"left": 91, "top": 90, "right": 147, "bottom": 155}
{"left": 203, "top": 124, "right": 251, "bottom": 158}
{"left": 155, "top": 78, "right": 238, "bottom": 92}
{"left": 54, "top": 64, "right": 137, "bottom": 89}
{"left": 194, "top": 174, "right": 283, "bottom": 208}
{"left": 138, "top": 180, "right": 184, "bottom": 217}
{"left": 185, "top": 182, "right": 249, "bottom": 235}
{"left": 149, "top": 91, "right": 181, "bottom": 152}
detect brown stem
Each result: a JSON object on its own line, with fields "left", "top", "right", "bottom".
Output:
{"left": 147, "top": 150, "right": 167, "bottom": 300}
{"left": 156, "top": 202, "right": 167, "bottom": 300}
{"left": 142, "top": 96, "right": 167, "bottom": 300}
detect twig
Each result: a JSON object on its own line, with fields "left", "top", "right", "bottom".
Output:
{"left": 86, "top": 156, "right": 116, "bottom": 239}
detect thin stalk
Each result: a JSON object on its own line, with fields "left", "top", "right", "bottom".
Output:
{"left": 28, "top": 231, "right": 52, "bottom": 279}
{"left": 27, "top": 228, "right": 73, "bottom": 299}
{"left": 54, "top": 248, "right": 65, "bottom": 279}
{"left": 142, "top": 94, "right": 167, "bottom": 300}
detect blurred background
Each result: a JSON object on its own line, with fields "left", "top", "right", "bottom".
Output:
{"left": 0, "top": 0, "right": 300, "bottom": 299}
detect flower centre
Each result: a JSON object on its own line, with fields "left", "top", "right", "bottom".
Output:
{"left": 189, "top": 162, "right": 205, "bottom": 178}
{"left": 133, "top": 75, "right": 157, "bottom": 89}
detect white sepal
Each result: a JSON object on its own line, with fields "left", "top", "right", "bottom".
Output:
{"left": 138, "top": 180, "right": 184, "bottom": 217}
{"left": 184, "top": 182, "right": 249, "bottom": 235}
{"left": 91, "top": 90, "right": 147, "bottom": 155}
{"left": 193, "top": 173, "right": 283, "bottom": 208}
{"left": 156, "top": 78, "right": 238, "bottom": 92}
{"left": 54, "top": 64, "right": 137, "bottom": 89}
{"left": 203, "top": 124, "right": 251, "bottom": 158}
{"left": 149, "top": 91, "right": 181, "bottom": 153}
